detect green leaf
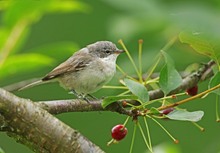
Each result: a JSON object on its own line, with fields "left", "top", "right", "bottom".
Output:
{"left": 0, "top": 28, "right": 9, "bottom": 53}
{"left": 209, "top": 71, "right": 220, "bottom": 95}
{"left": 166, "top": 110, "right": 204, "bottom": 122}
{"left": 3, "top": 1, "right": 88, "bottom": 27}
{"left": 179, "top": 31, "right": 220, "bottom": 64}
{"left": 46, "top": 1, "right": 89, "bottom": 13}
{"left": 0, "top": 53, "right": 54, "bottom": 79}
{"left": 0, "top": 1, "right": 87, "bottom": 61}
{"left": 159, "top": 64, "right": 182, "bottom": 95}
{"left": 124, "top": 78, "right": 149, "bottom": 103}
{"left": 0, "top": 147, "right": 5, "bottom": 153}
{"left": 0, "top": 25, "right": 30, "bottom": 57}
{"left": 184, "top": 63, "right": 200, "bottom": 74}
{"left": 160, "top": 51, "right": 174, "bottom": 66}
{"left": 102, "top": 95, "right": 138, "bottom": 108}
{"left": 179, "top": 31, "right": 214, "bottom": 56}
{"left": 159, "top": 51, "right": 182, "bottom": 95}
{"left": 146, "top": 143, "right": 181, "bottom": 153}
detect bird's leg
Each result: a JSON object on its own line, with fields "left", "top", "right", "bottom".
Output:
{"left": 87, "top": 94, "right": 98, "bottom": 100}
{"left": 82, "top": 96, "right": 91, "bottom": 103}
{"left": 69, "top": 90, "right": 83, "bottom": 99}
{"left": 69, "top": 90, "right": 92, "bottom": 103}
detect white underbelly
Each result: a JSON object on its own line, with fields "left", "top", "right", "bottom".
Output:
{"left": 58, "top": 59, "right": 116, "bottom": 94}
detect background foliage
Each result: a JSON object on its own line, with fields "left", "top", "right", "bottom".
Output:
{"left": 0, "top": 0, "right": 220, "bottom": 152}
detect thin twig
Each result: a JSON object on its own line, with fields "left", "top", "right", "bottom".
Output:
{"left": 158, "top": 83, "right": 220, "bottom": 111}
{"left": 37, "top": 99, "right": 133, "bottom": 116}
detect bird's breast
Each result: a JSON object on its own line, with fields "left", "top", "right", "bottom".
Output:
{"left": 58, "top": 57, "right": 116, "bottom": 94}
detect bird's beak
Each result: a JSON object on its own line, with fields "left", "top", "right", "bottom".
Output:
{"left": 114, "top": 49, "right": 125, "bottom": 54}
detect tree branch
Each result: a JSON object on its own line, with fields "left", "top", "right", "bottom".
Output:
{"left": 37, "top": 99, "right": 133, "bottom": 116}
{"left": 158, "top": 82, "right": 220, "bottom": 111}
{"left": 32, "top": 60, "right": 215, "bottom": 115}
{"left": 0, "top": 88, "right": 104, "bottom": 153}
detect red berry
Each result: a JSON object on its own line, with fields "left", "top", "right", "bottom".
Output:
{"left": 186, "top": 85, "right": 198, "bottom": 96}
{"left": 161, "top": 107, "right": 174, "bottom": 115}
{"left": 111, "top": 124, "right": 127, "bottom": 141}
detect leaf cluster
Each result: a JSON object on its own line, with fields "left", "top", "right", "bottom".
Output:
{"left": 0, "top": 1, "right": 87, "bottom": 80}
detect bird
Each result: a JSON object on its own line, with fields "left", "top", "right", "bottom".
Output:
{"left": 19, "top": 41, "right": 124, "bottom": 101}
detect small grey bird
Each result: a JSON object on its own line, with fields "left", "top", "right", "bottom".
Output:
{"left": 20, "top": 41, "right": 124, "bottom": 100}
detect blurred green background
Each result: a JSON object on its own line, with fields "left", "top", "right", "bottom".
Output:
{"left": 1, "top": 0, "right": 220, "bottom": 153}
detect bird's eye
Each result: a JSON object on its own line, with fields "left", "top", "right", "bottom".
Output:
{"left": 105, "top": 50, "right": 111, "bottom": 54}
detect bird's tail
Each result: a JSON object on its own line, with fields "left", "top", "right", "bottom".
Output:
{"left": 18, "top": 80, "right": 45, "bottom": 91}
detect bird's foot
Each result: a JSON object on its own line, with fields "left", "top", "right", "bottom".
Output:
{"left": 69, "top": 90, "right": 95, "bottom": 103}
{"left": 87, "top": 94, "right": 98, "bottom": 100}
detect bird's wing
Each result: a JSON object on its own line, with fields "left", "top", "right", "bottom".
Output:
{"left": 42, "top": 53, "right": 93, "bottom": 81}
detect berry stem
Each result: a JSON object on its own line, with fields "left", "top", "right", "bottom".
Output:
{"left": 118, "top": 39, "right": 142, "bottom": 83}
{"left": 116, "top": 65, "right": 134, "bottom": 80}
{"left": 145, "top": 77, "right": 159, "bottom": 85}
{"left": 162, "top": 97, "right": 166, "bottom": 106}
{"left": 148, "top": 115, "right": 177, "bottom": 143}
{"left": 161, "top": 36, "right": 177, "bottom": 53}
{"left": 141, "top": 92, "right": 186, "bottom": 108}
{"left": 137, "top": 121, "right": 152, "bottom": 152}
{"left": 191, "top": 122, "right": 205, "bottom": 132}
{"left": 215, "top": 95, "right": 220, "bottom": 122}
{"left": 158, "top": 83, "right": 220, "bottom": 111}
{"left": 124, "top": 102, "right": 135, "bottom": 107}
{"left": 144, "top": 117, "right": 152, "bottom": 150}
{"left": 144, "top": 36, "right": 177, "bottom": 83}
{"left": 107, "top": 139, "right": 115, "bottom": 146}
{"left": 129, "top": 121, "right": 137, "bottom": 153}
{"left": 123, "top": 116, "right": 130, "bottom": 127}
{"left": 144, "top": 54, "right": 161, "bottom": 84}
{"left": 118, "top": 90, "right": 131, "bottom": 96}
{"left": 102, "top": 85, "right": 128, "bottom": 89}
{"left": 138, "top": 39, "right": 143, "bottom": 83}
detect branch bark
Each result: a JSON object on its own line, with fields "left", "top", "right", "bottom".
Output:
{"left": 37, "top": 99, "right": 132, "bottom": 116}
{"left": 0, "top": 88, "right": 104, "bottom": 153}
